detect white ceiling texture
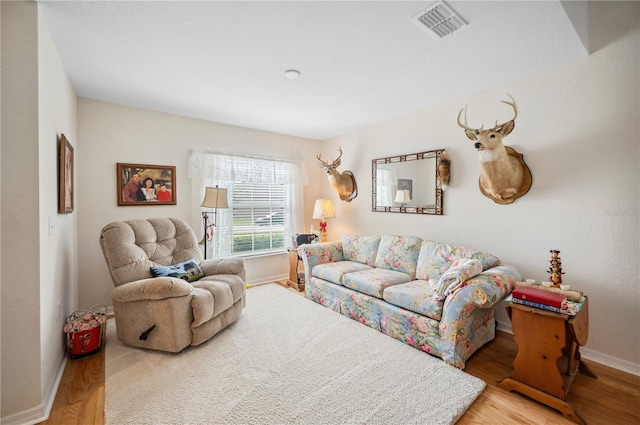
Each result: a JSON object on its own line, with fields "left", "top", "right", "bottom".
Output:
{"left": 39, "top": 1, "right": 589, "bottom": 140}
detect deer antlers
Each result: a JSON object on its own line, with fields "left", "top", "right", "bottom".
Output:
{"left": 316, "top": 147, "right": 343, "bottom": 168}
{"left": 457, "top": 94, "right": 518, "bottom": 132}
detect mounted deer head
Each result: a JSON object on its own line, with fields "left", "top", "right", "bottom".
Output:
{"left": 457, "top": 94, "right": 531, "bottom": 203}
{"left": 316, "top": 147, "right": 358, "bottom": 202}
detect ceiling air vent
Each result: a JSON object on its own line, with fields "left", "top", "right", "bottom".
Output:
{"left": 411, "top": 1, "right": 467, "bottom": 39}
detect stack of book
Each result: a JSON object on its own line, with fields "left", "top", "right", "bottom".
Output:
{"left": 511, "top": 286, "right": 568, "bottom": 313}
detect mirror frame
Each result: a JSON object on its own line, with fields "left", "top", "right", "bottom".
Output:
{"left": 371, "top": 149, "right": 444, "bottom": 215}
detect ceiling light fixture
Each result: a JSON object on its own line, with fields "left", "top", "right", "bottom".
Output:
{"left": 284, "top": 69, "right": 301, "bottom": 79}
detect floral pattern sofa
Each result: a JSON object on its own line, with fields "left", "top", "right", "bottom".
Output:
{"left": 298, "top": 234, "right": 521, "bottom": 369}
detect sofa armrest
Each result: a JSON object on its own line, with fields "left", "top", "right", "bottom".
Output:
{"left": 200, "top": 258, "right": 246, "bottom": 282}
{"left": 298, "top": 241, "right": 344, "bottom": 282}
{"left": 112, "top": 277, "right": 193, "bottom": 303}
{"left": 439, "top": 265, "right": 521, "bottom": 338}
{"left": 450, "top": 265, "right": 521, "bottom": 309}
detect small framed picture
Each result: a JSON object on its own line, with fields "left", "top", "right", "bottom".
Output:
{"left": 117, "top": 163, "right": 176, "bottom": 206}
{"left": 59, "top": 134, "right": 74, "bottom": 214}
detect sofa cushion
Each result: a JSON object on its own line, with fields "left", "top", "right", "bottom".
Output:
{"left": 383, "top": 280, "right": 444, "bottom": 321}
{"left": 312, "top": 261, "right": 372, "bottom": 285}
{"left": 415, "top": 240, "right": 453, "bottom": 281}
{"left": 198, "top": 273, "right": 246, "bottom": 305}
{"left": 192, "top": 279, "right": 235, "bottom": 319}
{"left": 451, "top": 246, "right": 500, "bottom": 271}
{"left": 374, "top": 235, "right": 423, "bottom": 278}
{"left": 416, "top": 240, "right": 501, "bottom": 281}
{"left": 341, "top": 235, "right": 382, "bottom": 266}
{"left": 342, "top": 268, "right": 412, "bottom": 299}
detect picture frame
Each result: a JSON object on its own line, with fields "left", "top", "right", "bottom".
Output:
{"left": 59, "top": 134, "right": 74, "bottom": 214}
{"left": 397, "top": 178, "right": 413, "bottom": 199}
{"left": 117, "top": 163, "right": 176, "bottom": 206}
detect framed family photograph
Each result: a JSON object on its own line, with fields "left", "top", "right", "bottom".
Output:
{"left": 117, "top": 163, "right": 176, "bottom": 206}
{"left": 58, "top": 134, "right": 74, "bottom": 214}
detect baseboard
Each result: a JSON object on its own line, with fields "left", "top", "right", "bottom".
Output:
{"left": 0, "top": 404, "right": 45, "bottom": 425}
{"left": 579, "top": 347, "right": 640, "bottom": 376}
{"left": 42, "top": 354, "right": 68, "bottom": 418}
{"left": 248, "top": 274, "right": 288, "bottom": 286}
{"left": 496, "top": 319, "right": 640, "bottom": 377}
{"left": 1, "top": 349, "right": 68, "bottom": 425}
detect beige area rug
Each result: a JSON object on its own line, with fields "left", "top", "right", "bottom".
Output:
{"left": 105, "top": 284, "right": 485, "bottom": 425}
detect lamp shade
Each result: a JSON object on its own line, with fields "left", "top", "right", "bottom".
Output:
{"left": 201, "top": 187, "right": 229, "bottom": 208}
{"left": 394, "top": 190, "right": 411, "bottom": 203}
{"left": 312, "top": 199, "right": 336, "bottom": 220}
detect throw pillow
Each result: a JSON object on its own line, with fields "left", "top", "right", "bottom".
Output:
{"left": 150, "top": 258, "right": 204, "bottom": 282}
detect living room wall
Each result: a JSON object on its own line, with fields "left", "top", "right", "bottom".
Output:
{"left": 321, "top": 2, "right": 639, "bottom": 372}
{"left": 1, "top": 2, "right": 78, "bottom": 423}
{"left": 76, "top": 100, "right": 323, "bottom": 311}
{"left": 75, "top": 2, "right": 638, "bottom": 373}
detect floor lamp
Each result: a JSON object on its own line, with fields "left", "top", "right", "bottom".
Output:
{"left": 201, "top": 186, "right": 229, "bottom": 260}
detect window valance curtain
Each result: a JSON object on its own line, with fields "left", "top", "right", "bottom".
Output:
{"left": 188, "top": 152, "right": 308, "bottom": 185}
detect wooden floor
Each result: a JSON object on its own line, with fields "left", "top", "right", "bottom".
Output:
{"left": 41, "top": 283, "right": 640, "bottom": 425}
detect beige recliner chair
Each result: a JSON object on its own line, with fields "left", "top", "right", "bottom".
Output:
{"left": 100, "top": 217, "right": 246, "bottom": 352}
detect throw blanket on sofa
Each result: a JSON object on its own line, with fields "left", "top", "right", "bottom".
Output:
{"left": 433, "top": 258, "right": 483, "bottom": 301}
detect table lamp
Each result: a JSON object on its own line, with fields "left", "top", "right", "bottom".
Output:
{"left": 395, "top": 190, "right": 411, "bottom": 207}
{"left": 312, "top": 199, "right": 335, "bottom": 243}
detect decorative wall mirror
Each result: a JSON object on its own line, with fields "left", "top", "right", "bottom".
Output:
{"left": 372, "top": 149, "right": 444, "bottom": 215}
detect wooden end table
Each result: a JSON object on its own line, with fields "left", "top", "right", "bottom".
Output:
{"left": 498, "top": 296, "right": 597, "bottom": 424}
{"left": 287, "top": 248, "right": 305, "bottom": 291}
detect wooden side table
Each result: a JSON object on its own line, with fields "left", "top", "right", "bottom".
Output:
{"left": 287, "top": 248, "right": 305, "bottom": 291}
{"left": 498, "top": 296, "right": 597, "bottom": 424}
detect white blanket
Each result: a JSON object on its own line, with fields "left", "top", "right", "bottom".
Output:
{"left": 432, "top": 258, "right": 483, "bottom": 301}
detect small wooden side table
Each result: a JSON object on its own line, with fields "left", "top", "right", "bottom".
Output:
{"left": 287, "top": 248, "right": 305, "bottom": 291}
{"left": 498, "top": 296, "right": 597, "bottom": 424}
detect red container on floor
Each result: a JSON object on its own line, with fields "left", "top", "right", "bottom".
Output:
{"left": 68, "top": 325, "right": 104, "bottom": 358}
{"left": 65, "top": 305, "right": 107, "bottom": 359}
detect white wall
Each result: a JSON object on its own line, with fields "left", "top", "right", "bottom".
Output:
{"left": 323, "top": 2, "right": 639, "bottom": 372}
{"left": 1, "top": 2, "right": 42, "bottom": 420}
{"left": 77, "top": 100, "right": 323, "bottom": 309}
{"left": 1, "top": 2, "right": 78, "bottom": 423}
{"left": 37, "top": 5, "right": 78, "bottom": 410}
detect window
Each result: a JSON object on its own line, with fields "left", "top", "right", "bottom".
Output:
{"left": 230, "top": 182, "right": 285, "bottom": 254}
{"left": 189, "top": 152, "right": 304, "bottom": 258}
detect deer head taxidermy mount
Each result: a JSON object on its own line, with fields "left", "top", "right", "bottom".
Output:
{"left": 457, "top": 94, "right": 532, "bottom": 204}
{"left": 316, "top": 147, "right": 358, "bottom": 202}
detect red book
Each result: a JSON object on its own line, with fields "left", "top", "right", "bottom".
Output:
{"left": 512, "top": 286, "right": 567, "bottom": 309}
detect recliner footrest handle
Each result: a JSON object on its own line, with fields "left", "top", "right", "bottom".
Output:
{"left": 139, "top": 324, "right": 156, "bottom": 340}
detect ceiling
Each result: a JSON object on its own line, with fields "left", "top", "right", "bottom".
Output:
{"left": 38, "top": 1, "right": 588, "bottom": 141}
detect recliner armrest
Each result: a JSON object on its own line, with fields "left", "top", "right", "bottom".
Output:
{"left": 200, "top": 258, "right": 246, "bottom": 282}
{"left": 111, "top": 277, "right": 193, "bottom": 303}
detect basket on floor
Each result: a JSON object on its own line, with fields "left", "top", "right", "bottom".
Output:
{"left": 64, "top": 305, "right": 107, "bottom": 359}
